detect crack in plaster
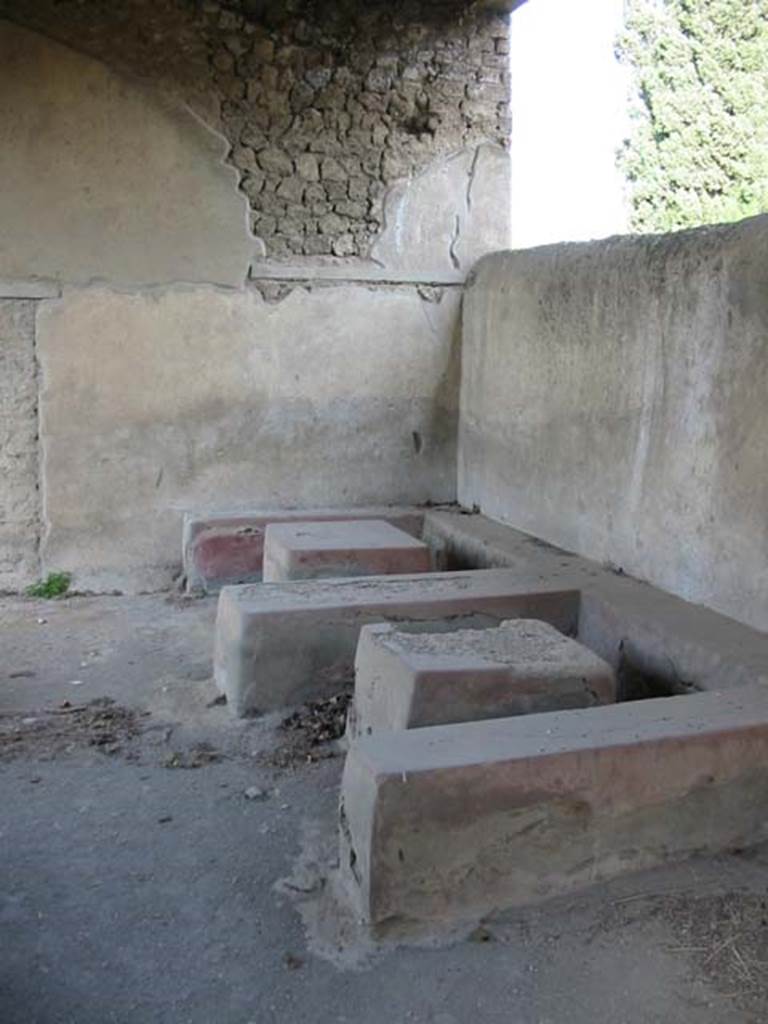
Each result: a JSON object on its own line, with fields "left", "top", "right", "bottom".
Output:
{"left": 449, "top": 215, "right": 462, "bottom": 271}
{"left": 466, "top": 146, "right": 483, "bottom": 213}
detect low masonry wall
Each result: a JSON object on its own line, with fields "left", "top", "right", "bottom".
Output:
{"left": 459, "top": 217, "right": 768, "bottom": 631}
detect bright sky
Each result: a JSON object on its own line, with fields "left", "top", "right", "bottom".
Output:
{"left": 509, "top": 0, "right": 631, "bottom": 247}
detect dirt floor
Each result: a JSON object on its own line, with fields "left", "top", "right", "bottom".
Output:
{"left": 2, "top": 592, "right": 768, "bottom": 1024}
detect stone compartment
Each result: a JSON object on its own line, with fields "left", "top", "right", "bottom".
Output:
{"left": 213, "top": 569, "right": 579, "bottom": 715}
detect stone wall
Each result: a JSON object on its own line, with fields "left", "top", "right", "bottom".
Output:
{"left": 459, "top": 217, "right": 768, "bottom": 631}
{"left": 0, "top": 301, "right": 39, "bottom": 590}
{"left": 0, "top": 9, "right": 510, "bottom": 591}
{"left": 2, "top": 0, "right": 510, "bottom": 259}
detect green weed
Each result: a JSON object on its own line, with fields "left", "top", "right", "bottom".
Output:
{"left": 26, "top": 572, "right": 71, "bottom": 599}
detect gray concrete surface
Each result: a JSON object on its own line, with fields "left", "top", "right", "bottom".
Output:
{"left": 0, "top": 592, "right": 766, "bottom": 1024}
{"left": 351, "top": 619, "right": 615, "bottom": 734}
{"left": 340, "top": 686, "right": 768, "bottom": 933}
{"left": 262, "top": 520, "right": 432, "bottom": 582}
{"left": 214, "top": 570, "right": 580, "bottom": 716}
{"left": 459, "top": 216, "right": 768, "bottom": 631}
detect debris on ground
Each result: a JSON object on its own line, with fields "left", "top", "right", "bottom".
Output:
{"left": 244, "top": 786, "right": 270, "bottom": 801}
{"left": 282, "top": 952, "right": 304, "bottom": 970}
{"left": 259, "top": 689, "right": 352, "bottom": 770}
{"left": 0, "top": 697, "right": 146, "bottom": 761}
{"left": 163, "top": 741, "right": 222, "bottom": 769}
{"left": 596, "top": 883, "right": 768, "bottom": 1016}
{"left": 661, "top": 889, "right": 768, "bottom": 1013}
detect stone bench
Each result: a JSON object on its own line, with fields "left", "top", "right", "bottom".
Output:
{"left": 350, "top": 619, "right": 616, "bottom": 736}
{"left": 339, "top": 684, "right": 768, "bottom": 935}
{"left": 262, "top": 519, "right": 432, "bottom": 582}
{"left": 182, "top": 506, "right": 424, "bottom": 592}
{"left": 214, "top": 570, "right": 580, "bottom": 715}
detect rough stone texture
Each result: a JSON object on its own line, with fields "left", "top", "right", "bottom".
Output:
{"left": 339, "top": 685, "right": 768, "bottom": 933}
{"left": 459, "top": 217, "right": 768, "bottom": 631}
{"left": 262, "top": 519, "right": 432, "bottom": 582}
{"left": 0, "top": 301, "right": 39, "bottom": 588}
{"left": 351, "top": 619, "right": 616, "bottom": 735}
{"left": 0, "top": 21, "right": 253, "bottom": 289}
{"left": 1, "top": 1, "right": 511, "bottom": 260}
{"left": 37, "top": 284, "right": 460, "bottom": 592}
{"left": 214, "top": 569, "right": 580, "bottom": 715}
{"left": 183, "top": 507, "right": 425, "bottom": 592}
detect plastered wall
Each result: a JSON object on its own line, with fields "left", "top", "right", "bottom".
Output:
{"left": 38, "top": 285, "right": 460, "bottom": 592}
{"left": 460, "top": 218, "right": 768, "bottom": 631}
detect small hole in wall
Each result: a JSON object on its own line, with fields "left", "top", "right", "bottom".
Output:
{"left": 412, "top": 431, "right": 423, "bottom": 455}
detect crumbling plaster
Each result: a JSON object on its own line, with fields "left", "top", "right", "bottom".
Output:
{"left": 0, "top": 9, "right": 511, "bottom": 590}
{"left": 0, "top": 0, "right": 511, "bottom": 261}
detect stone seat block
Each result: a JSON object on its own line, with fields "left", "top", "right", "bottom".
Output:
{"left": 262, "top": 519, "right": 432, "bottom": 582}
{"left": 351, "top": 619, "right": 616, "bottom": 736}
{"left": 182, "top": 506, "right": 424, "bottom": 592}
{"left": 214, "top": 570, "right": 580, "bottom": 715}
{"left": 339, "top": 685, "right": 768, "bottom": 935}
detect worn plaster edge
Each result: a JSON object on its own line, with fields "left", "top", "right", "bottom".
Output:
{"left": 0, "top": 270, "right": 466, "bottom": 298}
{"left": 178, "top": 96, "right": 267, "bottom": 278}
{"left": 28, "top": 277, "right": 464, "bottom": 312}
{"left": 0, "top": 278, "right": 61, "bottom": 299}
{"left": 247, "top": 264, "right": 466, "bottom": 286}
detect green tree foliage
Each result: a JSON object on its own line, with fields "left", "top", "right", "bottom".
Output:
{"left": 617, "top": 0, "right": 768, "bottom": 232}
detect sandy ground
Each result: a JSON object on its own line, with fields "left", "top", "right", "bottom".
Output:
{"left": 1, "top": 592, "right": 767, "bottom": 1024}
